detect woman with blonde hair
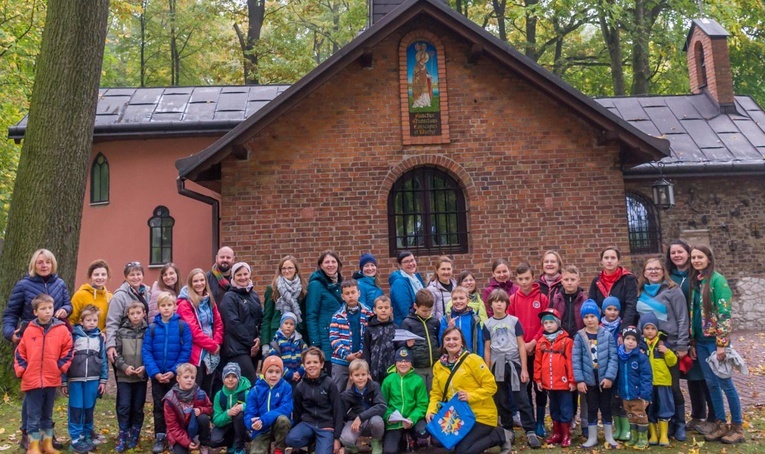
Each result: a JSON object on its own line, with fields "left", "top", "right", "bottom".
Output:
{"left": 261, "top": 255, "right": 307, "bottom": 345}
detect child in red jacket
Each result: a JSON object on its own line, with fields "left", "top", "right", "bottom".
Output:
{"left": 163, "top": 363, "right": 213, "bottom": 454}
{"left": 14, "top": 294, "right": 74, "bottom": 453}
{"left": 534, "top": 308, "right": 575, "bottom": 447}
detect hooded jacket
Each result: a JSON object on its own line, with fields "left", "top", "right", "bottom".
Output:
{"left": 268, "top": 329, "right": 307, "bottom": 381}
{"left": 447, "top": 293, "right": 488, "bottom": 324}
{"left": 617, "top": 345, "right": 652, "bottom": 401}
{"left": 381, "top": 365, "right": 428, "bottom": 430}
{"left": 401, "top": 313, "right": 440, "bottom": 369}
{"left": 427, "top": 278, "right": 456, "bottom": 322}
{"left": 482, "top": 278, "right": 518, "bottom": 317}
{"left": 212, "top": 375, "right": 252, "bottom": 428}
{"left": 439, "top": 307, "right": 484, "bottom": 357}
{"left": 508, "top": 284, "right": 548, "bottom": 343}
{"left": 293, "top": 372, "right": 344, "bottom": 437}
{"left": 588, "top": 268, "right": 638, "bottom": 331}
{"left": 243, "top": 375, "right": 293, "bottom": 438}
{"left": 70, "top": 283, "right": 111, "bottom": 330}
{"left": 65, "top": 324, "right": 108, "bottom": 384}
{"left": 363, "top": 315, "right": 398, "bottom": 383}
{"left": 106, "top": 281, "right": 149, "bottom": 350}
{"left": 163, "top": 385, "right": 212, "bottom": 448}
{"left": 637, "top": 283, "right": 690, "bottom": 353}
{"left": 549, "top": 289, "right": 586, "bottom": 337}
{"left": 176, "top": 286, "right": 224, "bottom": 367}
{"left": 428, "top": 352, "right": 498, "bottom": 427}
{"left": 329, "top": 303, "right": 373, "bottom": 366}
{"left": 352, "top": 272, "right": 384, "bottom": 309}
{"left": 219, "top": 286, "right": 262, "bottom": 358}
{"left": 534, "top": 330, "right": 574, "bottom": 391}
{"left": 572, "top": 327, "right": 618, "bottom": 386}
{"left": 537, "top": 274, "right": 563, "bottom": 300}
{"left": 142, "top": 313, "right": 192, "bottom": 377}
{"left": 14, "top": 318, "right": 74, "bottom": 391}
{"left": 306, "top": 270, "right": 344, "bottom": 361}
{"left": 389, "top": 270, "right": 425, "bottom": 326}
{"left": 114, "top": 318, "right": 148, "bottom": 383}
{"left": 3, "top": 274, "right": 72, "bottom": 342}
{"left": 340, "top": 379, "right": 387, "bottom": 423}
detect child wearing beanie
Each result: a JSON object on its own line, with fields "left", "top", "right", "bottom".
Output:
{"left": 381, "top": 348, "right": 429, "bottom": 453}
{"left": 211, "top": 362, "right": 252, "bottom": 454}
{"left": 534, "top": 308, "right": 575, "bottom": 447}
{"left": 267, "top": 311, "right": 307, "bottom": 387}
{"left": 572, "top": 300, "right": 619, "bottom": 448}
{"left": 639, "top": 312, "right": 676, "bottom": 447}
{"left": 353, "top": 254, "right": 384, "bottom": 308}
{"left": 244, "top": 356, "right": 293, "bottom": 454}
{"left": 617, "top": 326, "right": 652, "bottom": 449}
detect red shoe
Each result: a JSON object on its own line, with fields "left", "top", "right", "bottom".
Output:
{"left": 273, "top": 449, "right": 284, "bottom": 454}
{"left": 546, "top": 421, "right": 562, "bottom": 445}
{"left": 561, "top": 422, "right": 572, "bottom": 447}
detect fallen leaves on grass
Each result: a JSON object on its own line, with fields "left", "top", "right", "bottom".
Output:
{"left": 0, "top": 445, "right": 10, "bottom": 451}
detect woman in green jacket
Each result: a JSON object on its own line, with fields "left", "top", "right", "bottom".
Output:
{"left": 260, "top": 256, "right": 307, "bottom": 346}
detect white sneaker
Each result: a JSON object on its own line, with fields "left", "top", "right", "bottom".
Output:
{"left": 513, "top": 412, "right": 522, "bottom": 427}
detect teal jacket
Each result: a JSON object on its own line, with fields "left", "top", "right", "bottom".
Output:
{"left": 306, "top": 270, "right": 344, "bottom": 361}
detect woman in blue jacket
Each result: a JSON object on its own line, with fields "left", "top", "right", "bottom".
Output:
{"left": 388, "top": 250, "right": 425, "bottom": 326}
{"left": 352, "top": 253, "right": 384, "bottom": 308}
{"left": 306, "top": 250, "right": 344, "bottom": 373}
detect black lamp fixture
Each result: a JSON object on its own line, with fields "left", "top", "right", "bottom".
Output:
{"left": 652, "top": 162, "right": 675, "bottom": 210}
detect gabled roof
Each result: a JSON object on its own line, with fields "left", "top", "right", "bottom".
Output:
{"left": 596, "top": 94, "right": 765, "bottom": 176}
{"left": 176, "top": 0, "right": 670, "bottom": 181}
{"left": 683, "top": 18, "right": 729, "bottom": 51}
{"left": 8, "top": 85, "right": 288, "bottom": 141}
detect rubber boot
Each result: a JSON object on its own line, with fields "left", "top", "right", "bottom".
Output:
{"left": 115, "top": 430, "right": 128, "bottom": 452}
{"left": 582, "top": 424, "right": 599, "bottom": 448}
{"left": 625, "top": 424, "right": 638, "bottom": 447}
{"left": 560, "top": 422, "right": 572, "bottom": 448}
{"left": 634, "top": 425, "right": 649, "bottom": 450}
{"left": 26, "top": 439, "right": 42, "bottom": 454}
{"left": 674, "top": 422, "right": 687, "bottom": 441}
{"left": 127, "top": 426, "right": 140, "bottom": 449}
{"left": 371, "top": 438, "right": 383, "bottom": 454}
{"left": 39, "top": 436, "right": 60, "bottom": 454}
{"left": 603, "top": 423, "right": 619, "bottom": 448}
{"left": 545, "top": 421, "right": 562, "bottom": 445}
{"left": 648, "top": 423, "right": 658, "bottom": 445}
{"left": 535, "top": 420, "right": 547, "bottom": 438}
{"left": 49, "top": 424, "right": 63, "bottom": 451}
{"left": 658, "top": 420, "right": 670, "bottom": 446}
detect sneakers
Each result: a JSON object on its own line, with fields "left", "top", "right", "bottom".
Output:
{"left": 71, "top": 438, "right": 91, "bottom": 454}
{"left": 705, "top": 420, "right": 729, "bottom": 442}
{"left": 526, "top": 431, "right": 541, "bottom": 449}
{"left": 513, "top": 412, "right": 522, "bottom": 427}
{"left": 720, "top": 422, "right": 746, "bottom": 444}
{"left": 499, "top": 428, "right": 514, "bottom": 454}
{"left": 152, "top": 433, "right": 167, "bottom": 454}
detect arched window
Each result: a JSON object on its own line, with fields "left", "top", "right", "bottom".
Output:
{"left": 90, "top": 153, "right": 109, "bottom": 204}
{"left": 387, "top": 167, "right": 468, "bottom": 256}
{"left": 148, "top": 206, "right": 174, "bottom": 265}
{"left": 625, "top": 192, "right": 661, "bottom": 254}
{"left": 695, "top": 41, "right": 707, "bottom": 88}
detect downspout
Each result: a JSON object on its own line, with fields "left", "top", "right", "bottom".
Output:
{"left": 176, "top": 176, "right": 219, "bottom": 262}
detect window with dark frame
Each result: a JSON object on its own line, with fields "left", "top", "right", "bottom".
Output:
{"left": 148, "top": 206, "right": 174, "bottom": 265}
{"left": 625, "top": 192, "right": 661, "bottom": 254}
{"left": 90, "top": 153, "right": 109, "bottom": 204}
{"left": 388, "top": 167, "right": 468, "bottom": 256}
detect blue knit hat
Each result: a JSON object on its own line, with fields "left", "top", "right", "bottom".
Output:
{"left": 280, "top": 311, "right": 297, "bottom": 327}
{"left": 359, "top": 253, "right": 377, "bottom": 271}
{"left": 580, "top": 299, "right": 600, "bottom": 319}
{"left": 602, "top": 296, "right": 621, "bottom": 312}
{"left": 638, "top": 312, "right": 659, "bottom": 332}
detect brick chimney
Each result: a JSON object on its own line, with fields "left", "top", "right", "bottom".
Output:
{"left": 684, "top": 18, "right": 735, "bottom": 111}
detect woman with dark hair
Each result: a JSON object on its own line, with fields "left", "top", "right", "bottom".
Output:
{"left": 219, "top": 262, "right": 263, "bottom": 384}
{"left": 636, "top": 257, "right": 690, "bottom": 440}
{"left": 588, "top": 246, "right": 638, "bottom": 331}
{"left": 666, "top": 240, "right": 716, "bottom": 436}
{"left": 261, "top": 255, "right": 308, "bottom": 345}
{"left": 306, "top": 250, "right": 344, "bottom": 372}
{"left": 148, "top": 263, "right": 181, "bottom": 321}
{"left": 482, "top": 258, "right": 518, "bottom": 317}
{"left": 70, "top": 259, "right": 112, "bottom": 330}
{"left": 426, "top": 326, "right": 513, "bottom": 454}
{"left": 689, "top": 246, "right": 744, "bottom": 444}
{"left": 388, "top": 250, "right": 425, "bottom": 326}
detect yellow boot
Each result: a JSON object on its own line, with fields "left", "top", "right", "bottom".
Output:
{"left": 40, "top": 436, "right": 60, "bottom": 454}
{"left": 26, "top": 439, "right": 42, "bottom": 454}
{"left": 648, "top": 423, "right": 658, "bottom": 445}
{"left": 658, "top": 420, "right": 670, "bottom": 446}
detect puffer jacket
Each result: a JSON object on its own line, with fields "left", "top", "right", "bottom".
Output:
{"left": 64, "top": 324, "right": 108, "bottom": 384}
{"left": 427, "top": 278, "right": 456, "bottom": 322}
{"left": 341, "top": 379, "right": 387, "bottom": 422}
{"left": 329, "top": 303, "right": 373, "bottom": 366}
{"left": 690, "top": 271, "right": 733, "bottom": 347}
{"left": 163, "top": 385, "right": 212, "bottom": 448}
{"left": 440, "top": 307, "right": 484, "bottom": 357}
{"left": 617, "top": 345, "right": 652, "bottom": 401}
{"left": 352, "top": 272, "right": 384, "bottom": 309}
{"left": 306, "top": 270, "right": 344, "bottom": 361}
{"left": 219, "top": 286, "right": 262, "bottom": 358}
{"left": 363, "top": 315, "right": 398, "bottom": 382}
{"left": 212, "top": 375, "right": 252, "bottom": 428}
{"left": 176, "top": 287, "right": 224, "bottom": 367}
{"left": 106, "top": 281, "right": 149, "bottom": 349}
{"left": 644, "top": 337, "right": 677, "bottom": 386}
{"left": 69, "top": 283, "right": 111, "bottom": 330}
{"left": 534, "top": 330, "right": 574, "bottom": 391}
{"left": 293, "top": 372, "right": 344, "bottom": 435}
{"left": 637, "top": 283, "right": 690, "bottom": 353}
{"left": 114, "top": 318, "right": 148, "bottom": 382}
{"left": 389, "top": 270, "right": 425, "bottom": 326}
{"left": 268, "top": 329, "right": 307, "bottom": 382}
{"left": 14, "top": 318, "right": 73, "bottom": 391}
{"left": 572, "top": 327, "right": 618, "bottom": 386}
{"left": 142, "top": 313, "right": 192, "bottom": 377}
{"left": 549, "top": 289, "right": 586, "bottom": 337}
{"left": 588, "top": 268, "right": 638, "bottom": 331}
{"left": 381, "top": 365, "right": 428, "bottom": 430}
{"left": 244, "top": 375, "right": 293, "bottom": 438}
{"left": 428, "top": 352, "right": 498, "bottom": 427}
{"left": 482, "top": 278, "right": 518, "bottom": 317}
{"left": 260, "top": 285, "right": 307, "bottom": 345}
{"left": 401, "top": 313, "right": 440, "bottom": 369}
{"left": 508, "top": 284, "right": 548, "bottom": 343}
{"left": 3, "top": 274, "right": 71, "bottom": 341}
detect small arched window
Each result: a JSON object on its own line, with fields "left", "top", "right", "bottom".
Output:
{"left": 626, "top": 192, "right": 661, "bottom": 254}
{"left": 387, "top": 167, "right": 468, "bottom": 256}
{"left": 90, "top": 153, "right": 109, "bottom": 204}
{"left": 695, "top": 41, "right": 707, "bottom": 88}
{"left": 148, "top": 206, "right": 175, "bottom": 265}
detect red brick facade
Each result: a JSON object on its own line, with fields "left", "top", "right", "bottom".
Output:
{"left": 687, "top": 27, "right": 734, "bottom": 106}
{"left": 218, "top": 18, "right": 638, "bottom": 290}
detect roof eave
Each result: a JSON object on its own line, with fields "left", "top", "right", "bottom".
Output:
{"left": 624, "top": 160, "right": 765, "bottom": 178}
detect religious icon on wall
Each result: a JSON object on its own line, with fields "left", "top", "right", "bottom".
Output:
{"left": 407, "top": 41, "right": 441, "bottom": 136}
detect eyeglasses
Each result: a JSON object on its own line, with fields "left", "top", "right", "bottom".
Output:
{"left": 401, "top": 258, "right": 416, "bottom": 265}
{"left": 281, "top": 266, "right": 296, "bottom": 271}
{"left": 645, "top": 268, "right": 663, "bottom": 272}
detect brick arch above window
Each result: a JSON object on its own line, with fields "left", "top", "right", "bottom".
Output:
{"left": 379, "top": 154, "right": 476, "bottom": 204}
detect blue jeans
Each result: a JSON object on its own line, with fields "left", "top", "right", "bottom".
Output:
{"left": 695, "top": 339, "right": 742, "bottom": 424}
{"left": 26, "top": 387, "right": 56, "bottom": 434}
{"left": 286, "top": 422, "right": 335, "bottom": 454}
{"left": 548, "top": 390, "right": 574, "bottom": 423}
{"left": 68, "top": 380, "right": 100, "bottom": 441}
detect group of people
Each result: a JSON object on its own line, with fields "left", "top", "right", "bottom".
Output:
{"left": 2, "top": 241, "right": 745, "bottom": 454}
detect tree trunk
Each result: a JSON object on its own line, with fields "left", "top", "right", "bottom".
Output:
{"left": 525, "top": 0, "right": 539, "bottom": 61}
{"left": 235, "top": 0, "right": 265, "bottom": 85}
{"left": 169, "top": 0, "right": 179, "bottom": 86}
{"left": 491, "top": 0, "right": 507, "bottom": 42}
{"left": 630, "top": 0, "right": 650, "bottom": 95}
{"left": 598, "top": 2, "right": 625, "bottom": 95}
{"left": 140, "top": 0, "right": 147, "bottom": 87}
{"left": 0, "top": 0, "right": 109, "bottom": 390}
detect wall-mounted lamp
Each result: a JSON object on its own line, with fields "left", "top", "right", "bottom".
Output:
{"left": 651, "top": 162, "right": 675, "bottom": 210}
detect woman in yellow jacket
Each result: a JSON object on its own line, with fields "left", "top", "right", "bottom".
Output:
{"left": 69, "top": 259, "right": 112, "bottom": 330}
{"left": 426, "top": 326, "right": 513, "bottom": 454}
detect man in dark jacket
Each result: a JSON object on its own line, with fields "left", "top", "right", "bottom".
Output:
{"left": 206, "top": 247, "right": 235, "bottom": 304}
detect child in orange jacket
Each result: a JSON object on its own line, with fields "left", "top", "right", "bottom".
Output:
{"left": 14, "top": 294, "right": 74, "bottom": 453}
{"left": 534, "top": 308, "right": 575, "bottom": 447}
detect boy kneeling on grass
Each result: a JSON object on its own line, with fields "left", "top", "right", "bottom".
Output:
{"left": 245, "top": 356, "right": 294, "bottom": 454}
{"left": 163, "top": 363, "right": 213, "bottom": 454}
{"left": 339, "top": 359, "right": 387, "bottom": 454}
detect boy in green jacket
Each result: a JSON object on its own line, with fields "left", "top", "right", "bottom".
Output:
{"left": 211, "top": 363, "right": 252, "bottom": 454}
{"left": 380, "top": 348, "right": 429, "bottom": 453}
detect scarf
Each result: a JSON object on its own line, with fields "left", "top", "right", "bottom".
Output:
{"left": 637, "top": 283, "right": 668, "bottom": 321}
{"left": 275, "top": 276, "right": 303, "bottom": 323}
{"left": 210, "top": 265, "right": 230, "bottom": 290}
{"left": 440, "top": 348, "right": 468, "bottom": 369}
{"left": 596, "top": 266, "right": 625, "bottom": 297}
{"left": 600, "top": 316, "right": 621, "bottom": 337}
{"left": 402, "top": 270, "right": 424, "bottom": 293}
{"left": 617, "top": 344, "right": 633, "bottom": 361}
{"left": 171, "top": 382, "right": 199, "bottom": 403}
{"left": 231, "top": 280, "right": 254, "bottom": 293}
{"left": 543, "top": 329, "right": 563, "bottom": 343}
{"left": 129, "top": 284, "right": 149, "bottom": 305}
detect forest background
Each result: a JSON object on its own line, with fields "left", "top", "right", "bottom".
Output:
{"left": 0, "top": 0, "right": 763, "bottom": 238}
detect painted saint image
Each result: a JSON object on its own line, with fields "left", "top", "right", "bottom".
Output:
{"left": 407, "top": 41, "right": 438, "bottom": 110}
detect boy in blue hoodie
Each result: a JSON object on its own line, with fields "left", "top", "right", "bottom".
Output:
{"left": 245, "top": 356, "right": 293, "bottom": 454}
{"left": 439, "top": 286, "right": 483, "bottom": 356}
{"left": 267, "top": 312, "right": 306, "bottom": 387}
{"left": 617, "top": 326, "right": 652, "bottom": 450}
{"left": 64, "top": 305, "right": 108, "bottom": 454}
{"left": 211, "top": 362, "right": 252, "bottom": 454}
{"left": 142, "top": 291, "right": 192, "bottom": 453}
